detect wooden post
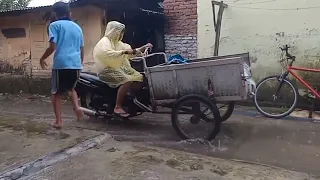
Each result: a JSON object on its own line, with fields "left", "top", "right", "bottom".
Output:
{"left": 211, "top": 1, "right": 227, "bottom": 56}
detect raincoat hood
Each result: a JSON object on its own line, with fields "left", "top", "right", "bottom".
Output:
{"left": 104, "top": 21, "right": 125, "bottom": 43}
{"left": 93, "top": 21, "right": 134, "bottom": 74}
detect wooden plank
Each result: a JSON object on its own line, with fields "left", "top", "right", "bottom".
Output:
{"left": 212, "top": 0, "right": 228, "bottom": 8}
{"left": 213, "top": 1, "right": 226, "bottom": 56}
{"left": 212, "top": 2, "right": 217, "bottom": 31}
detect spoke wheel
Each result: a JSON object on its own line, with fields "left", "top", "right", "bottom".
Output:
{"left": 171, "top": 95, "right": 221, "bottom": 141}
{"left": 254, "top": 75, "right": 298, "bottom": 119}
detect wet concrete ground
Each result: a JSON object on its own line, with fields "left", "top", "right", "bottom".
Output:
{"left": 0, "top": 94, "right": 320, "bottom": 177}
{"left": 20, "top": 142, "right": 318, "bottom": 180}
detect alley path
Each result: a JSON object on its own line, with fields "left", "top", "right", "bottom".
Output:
{"left": 0, "top": 94, "right": 319, "bottom": 177}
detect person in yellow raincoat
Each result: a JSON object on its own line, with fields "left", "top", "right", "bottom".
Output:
{"left": 93, "top": 21, "right": 153, "bottom": 118}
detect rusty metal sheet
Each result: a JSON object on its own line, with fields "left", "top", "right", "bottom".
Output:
{"left": 146, "top": 56, "right": 247, "bottom": 103}
{"left": 190, "top": 52, "right": 250, "bottom": 66}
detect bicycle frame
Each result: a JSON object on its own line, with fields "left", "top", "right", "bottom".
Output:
{"left": 254, "top": 45, "right": 320, "bottom": 119}
{"left": 287, "top": 66, "right": 320, "bottom": 99}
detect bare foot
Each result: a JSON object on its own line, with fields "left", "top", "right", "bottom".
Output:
{"left": 74, "top": 108, "right": 84, "bottom": 121}
{"left": 114, "top": 107, "right": 130, "bottom": 118}
{"left": 51, "top": 122, "right": 62, "bottom": 129}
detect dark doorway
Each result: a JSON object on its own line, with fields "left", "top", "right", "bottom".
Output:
{"left": 106, "top": 8, "right": 165, "bottom": 53}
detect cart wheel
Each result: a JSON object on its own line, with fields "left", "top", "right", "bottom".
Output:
{"left": 171, "top": 95, "right": 221, "bottom": 141}
{"left": 219, "top": 101, "right": 235, "bottom": 122}
{"left": 202, "top": 101, "right": 235, "bottom": 122}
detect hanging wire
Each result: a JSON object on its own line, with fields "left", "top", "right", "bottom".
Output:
{"left": 169, "top": 0, "right": 320, "bottom": 56}
{"left": 228, "top": 5, "right": 320, "bottom": 11}
{"left": 223, "top": 0, "right": 281, "bottom": 3}
{"left": 223, "top": 0, "right": 280, "bottom": 5}
{"left": 214, "top": 0, "right": 320, "bottom": 10}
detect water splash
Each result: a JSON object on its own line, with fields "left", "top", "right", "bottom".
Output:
{"left": 177, "top": 138, "right": 228, "bottom": 152}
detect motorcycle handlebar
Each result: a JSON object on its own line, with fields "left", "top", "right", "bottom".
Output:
{"left": 143, "top": 46, "right": 152, "bottom": 56}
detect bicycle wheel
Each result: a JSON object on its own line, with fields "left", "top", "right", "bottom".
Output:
{"left": 171, "top": 95, "right": 221, "bottom": 141}
{"left": 254, "top": 75, "right": 299, "bottom": 119}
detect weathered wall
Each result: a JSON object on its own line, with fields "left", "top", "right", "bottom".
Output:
{"left": 163, "top": 0, "right": 197, "bottom": 59}
{"left": 72, "top": 6, "right": 104, "bottom": 73}
{"left": 198, "top": 0, "right": 320, "bottom": 80}
{"left": 0, "top": 5, "right": 104, "bottom": 94}
{"left": 0, "top": 14, "right": 31, "bottom": 76}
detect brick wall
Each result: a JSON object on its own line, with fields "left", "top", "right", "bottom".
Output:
{"left": 163, "top": 0, "right": 197, "bottom": 59}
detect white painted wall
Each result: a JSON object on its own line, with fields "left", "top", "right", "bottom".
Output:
{"left": 198, "top": 0, "right": 320, "bottom": 79}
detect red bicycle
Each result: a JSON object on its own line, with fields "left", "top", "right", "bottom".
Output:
{"left": 253, "top": 45, "right": 320, "bottom": 119}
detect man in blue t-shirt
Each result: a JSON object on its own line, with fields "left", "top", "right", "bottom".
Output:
{"left": 40, "top": 2, "right": 84, "bottom": 129}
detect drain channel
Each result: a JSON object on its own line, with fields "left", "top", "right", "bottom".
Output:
{"left": 0, "top": 133, "right": 110, "bottom": 180}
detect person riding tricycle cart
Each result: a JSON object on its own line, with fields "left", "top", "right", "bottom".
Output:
{"left": 76, "top": 21, "right": 256, "bottom": 141}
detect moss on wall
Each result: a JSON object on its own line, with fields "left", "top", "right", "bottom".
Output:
{"left": 0, "top": 76, "right": 51, "bottom": 95}
{"left": 296, "top": 59, "right": 320, "bottom": 87}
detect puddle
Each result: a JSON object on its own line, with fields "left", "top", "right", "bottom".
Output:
{"left": 0, "top": 117, "right": 49, "bottom": 136}
{"left": 177, "top": 138, "right": 228, "bottom": 152}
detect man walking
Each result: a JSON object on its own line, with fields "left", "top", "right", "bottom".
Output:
{"left": 40, "top": 1, "right": 84, "bottom": 128}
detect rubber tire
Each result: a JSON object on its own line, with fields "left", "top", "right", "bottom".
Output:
{"left": 171, "top": 94, "right": 222, "bottom": 141}
{"left": 219, "top": 101, "right": 235, "bottom": 122}
{"left": 205, "top": 101, "right": 234, "bottom": 122}
{"left": 253, "top": 75, "right": 299, "bottom": 119}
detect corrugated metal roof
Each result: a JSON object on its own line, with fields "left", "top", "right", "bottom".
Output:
{"left": 0, "top": 0, "right": 164, "bottom": 16}
{"left": 0, "top": 0, "right": 83, "bottom": 13}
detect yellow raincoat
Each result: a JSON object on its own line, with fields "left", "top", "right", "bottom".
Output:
{"left": 93, "top": 21, "right": 143, "bottom": 88}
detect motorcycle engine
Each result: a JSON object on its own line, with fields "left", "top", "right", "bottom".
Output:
{"left": 90, "top": 95, "right": 108, "bottom": 110}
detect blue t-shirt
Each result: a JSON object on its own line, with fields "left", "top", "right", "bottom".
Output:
{"left": 48, "top": 20, "right": 84, "bottom": 69}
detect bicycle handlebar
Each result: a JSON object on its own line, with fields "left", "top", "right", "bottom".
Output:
{"left": 279, "top": 44, "right": 290, "bottom": 52}
{"left": 279, "top": 45, "right": 295, "bottom": 60}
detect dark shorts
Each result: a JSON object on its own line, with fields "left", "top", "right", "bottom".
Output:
{"left": 51, "top": 69, "right": 80, "bottom": 95}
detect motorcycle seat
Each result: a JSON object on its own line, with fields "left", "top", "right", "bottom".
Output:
{"left": 79, "top": 72, "right": 119, "bottom": 89}
{"left": 81, "top": 71, "right": 98, "bottom": 76}
{"left": 79, "top": 71, "right": 147, "bottom": 90}
{"left": 80, "top": 72, "right": 99, "bottom": 80}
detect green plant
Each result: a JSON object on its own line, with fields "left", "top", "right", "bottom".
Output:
{"left": 0, "top": 0, "right": 31, "bottom": 11}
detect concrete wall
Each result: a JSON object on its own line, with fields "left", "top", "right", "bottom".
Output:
{"left": 0, "top": 5, "right": 103, "bottom": 78}
{"left": 0, "top": 5, "right": 104, "bottom": 94}
{"left": 163, "top": 0, "right": 198, "bottom": 59}
{"left": 0, "top": 14, "right": 32, "bottom": 76}
{"left": 198, "top": 0, "right": 320, "bottom": 80}
{"left": 72, "top": 6, "right": 104, "bottom": 73}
